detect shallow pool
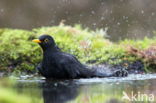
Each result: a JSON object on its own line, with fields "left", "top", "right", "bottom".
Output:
{"left": 1, "top": 74, "right": 156, "bottom": 103}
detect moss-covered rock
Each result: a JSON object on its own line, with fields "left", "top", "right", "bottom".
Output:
{"left": 0, "top": 25, "right": 156, "bottom": 74}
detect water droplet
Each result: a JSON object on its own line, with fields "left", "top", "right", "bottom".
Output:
{"left": 141, "top": 10, "right": 144, "bottom": 14}
{"left": 91, "top": 11, "right": 95, "bottom": 14}
{"left": 117, "top": 22, "right": 121, "bottom": 25}
{"left": 152, "top": 12, "right": 155, "bottom": 16}
{"left": 50, "top": 20, "right": 55, "bottom": 24}
{"left": 126, "top": 20, "right": 129, "bottom": 22}
{"left": 0, "top": 9, "right": 4, "bottom": 12}
{"left": 80, "top": 14, "right": 83, "bottom": 17}
{"left": 54, "top": 83, "right": 58, "bottom": 86}
{"left": 101, "top": 2, "right": 104, "bottom": 5}
{"left": 123, "top": 16, "right": 126, "bottom": 19}
{"left": 93, "top": 23, "right": 96, "bottom": 26}
{"left": 101, "top": 17, "right": 105, "bottom": 20}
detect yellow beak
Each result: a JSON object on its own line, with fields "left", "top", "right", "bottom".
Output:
{"left": 32, "top": 39, "right": 42, "bottom": 43}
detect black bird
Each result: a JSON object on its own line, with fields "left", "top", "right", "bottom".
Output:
{"left": 32, "top": 35, "right": 128, "bottom": 79}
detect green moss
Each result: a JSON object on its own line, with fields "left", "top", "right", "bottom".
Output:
{"left": 0, "top": 25, "right": 155, "bottom": 73}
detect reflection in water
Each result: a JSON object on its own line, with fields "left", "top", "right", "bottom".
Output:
{"left": 42, "top": 80, "right": 79, "bottom": 103}
{"left": 8, "top": 76, "right": 156, "bottom": 103}
{"left": 41, "top": 80, "right": 124, "bottom": 103}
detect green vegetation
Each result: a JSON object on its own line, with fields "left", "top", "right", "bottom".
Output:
{"left": 0, "top": 78, "right": 42, "bottom": 103}
{"left": 0, "top": 24, "right": 156, "bottom": 73}
{"left": 0, "top": 87, "right": 33, "bottom": 103}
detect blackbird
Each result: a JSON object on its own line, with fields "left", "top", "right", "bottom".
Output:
{"left": 32, "top": 35, "right": 128, "bottom": 79}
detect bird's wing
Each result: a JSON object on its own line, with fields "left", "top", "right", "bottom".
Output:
{"left": 57, "top": 53, "right": 86, "bottom": 78}
{"left": 36, "top": 62, "right": 44, "bottom": 76}
{"left": 58, "top": 52, "right": 98, "bottom": 78}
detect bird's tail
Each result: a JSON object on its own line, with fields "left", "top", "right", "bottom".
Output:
{"left": 91, "top": 65, "right": 115, "bottom": 77}
{"left": 90, "top": 64, "right": 128, "bottom": 77}
{"left": 79, "top": 64, "right": 128, "bottom": 78}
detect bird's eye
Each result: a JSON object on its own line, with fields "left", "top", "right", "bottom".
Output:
{"left": 44, "top": 39, "right": 49, "bottom": 43}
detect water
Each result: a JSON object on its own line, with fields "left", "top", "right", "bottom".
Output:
{"left": 1, "top": 74, "right": 156, "bottom": 103}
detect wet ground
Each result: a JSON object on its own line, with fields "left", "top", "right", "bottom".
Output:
{"left": 2, "top": 74, "right": 156, "bottom": 103}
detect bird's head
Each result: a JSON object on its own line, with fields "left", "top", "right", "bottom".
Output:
{"left": 32, "top": 34, "right": 56, "bottom": 51}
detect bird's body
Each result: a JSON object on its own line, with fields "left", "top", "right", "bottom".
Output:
{"left": 33, "top": 35, "right": 128, "bottom": 79}
{"left": 38, "top": 50, "right": 96, "bottom": 79}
